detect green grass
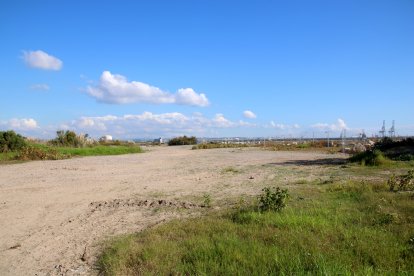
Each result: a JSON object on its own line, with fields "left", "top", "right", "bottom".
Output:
{"left": 53, "top": 145, "right": 142, "bottom": 156}
{"left": 98, "top": 181, "right": 414, "bottom": 275}
{"left": 0, "top": 144, "right": 142, "bottom": 163}
{"left": 0, "top": 151, "right": 19, "bottom": 163}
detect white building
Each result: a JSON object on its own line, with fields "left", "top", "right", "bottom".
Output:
{"left": 100, "top": 135, "right": 113, "bottom": 142}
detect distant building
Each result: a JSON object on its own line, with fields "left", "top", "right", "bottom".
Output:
{"left": 100, "top": 135, "right": 113, "bottom": 142}
{"left": 153, "top": 137, "right": 163, "bottom": 144}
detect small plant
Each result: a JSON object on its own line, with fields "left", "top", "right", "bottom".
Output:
{"left": 202, "top": 194, "right": 211, "bottom": 208}
{"left": 258, "top": 186, "right": 289, "bottom": 212}
{"left": 222, "top": 167, "right": 239, "bottom": 173}
{"left": 388, "top": 170, "right": 414, "bottom": 192}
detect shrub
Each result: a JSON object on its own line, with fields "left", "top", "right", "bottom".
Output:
{"left": 374, "top": 137, "right": 414, "bottom": 152}
{"left": 16, "top": 146, "right": 67, "bottom": 161}
{"left": 373, "top": 138, "right": 414, "bottom": 161}
{"left": 168, "top": 136, "right": 197, "bottom": 146}
{"left": 388, "top": 170, "right": 414, "bottom": 192}
{"left": 0, "top": 130, "right": 26, "bottom": 152}
{"left": 202, "top": 194, "right": 212, "bottom": 208}
{"left": 349, "top": 150, "right": 388, "bottom": 166}
{"left": 50, "top": 130, "right": 84, "bottom": 147}
{"left": 258, "top": 187, "right": 289, "bottom": 212}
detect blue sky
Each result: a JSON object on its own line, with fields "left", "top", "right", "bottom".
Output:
{"left": 1, "top": 0, "right": 413, "bottom": 139}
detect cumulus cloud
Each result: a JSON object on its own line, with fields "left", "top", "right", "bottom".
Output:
{"left": 22, "top": 50, "right": 62, "bottom": 71}
{"left": 62, "top": 112, "right": 253, "bottom": 138}
{"left": 85, "top": 71, "right": 209, "bottom": 107}
{"left": 213, "top": 113, "right": 235, "bottom": 128}
{"left": 269, "top": 121, "right": 300, "bottom": 130}
{"left": 239, "top": 120, "right": 256, "bottom": 127}
{"left": 175, "top": 88, "right": 209, "bottom": 106}
{"left": 1, "top": 118, "right": 38, "bottom": 131}
{"left": 270, "top": 121, "right": 284, "bottom": 129}
{"left": 243, "top": 110, "right": 257, "bottom": 119}
{"left": 30, "top": 84, "right": 50, "bottom": 91}
{"left": 311, "top": 118, "right": 348, "bottom": 131}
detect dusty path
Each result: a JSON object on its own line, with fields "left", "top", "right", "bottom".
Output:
{"left": 0, "top": 146, "right": 344, "bottom": 275}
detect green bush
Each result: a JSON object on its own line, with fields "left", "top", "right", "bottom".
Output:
{"left": 168, "top": 136, "right": 197, "bottom": 146}
{"left": 258, "top": 187, "right": 289, "bottom": 212}
{"left": 349, "top": 150, "right": 388, "bottom": 166}
{"left": 0, "top": 130, "right": 27, "bottom": 152}
{"left": 50, "top": 130, "right": 84, "bottom": 147}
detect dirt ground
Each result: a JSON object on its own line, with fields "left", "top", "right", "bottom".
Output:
{"left": 0, "top": 146, "right": 345, "bottom": 275}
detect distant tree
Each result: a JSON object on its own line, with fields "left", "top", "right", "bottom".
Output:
{"left": 168, "top": 136, "right": 197, "bottom": 146}
{"left": 0, "top": 130, "right": 27, "bottom": 152}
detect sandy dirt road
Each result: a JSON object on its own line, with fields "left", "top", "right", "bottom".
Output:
{"left": 0, "top": 146, "right": 344, "bottom": 275}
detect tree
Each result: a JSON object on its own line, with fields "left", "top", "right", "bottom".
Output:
{"left": 0, "top": 130, "right": 26, "bottom": 152}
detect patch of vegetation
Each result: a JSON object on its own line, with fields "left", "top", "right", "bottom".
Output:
{"left": 0, "top": 151, "right": 19, "bottom": 162}
{"left": 49, "top": 130, "right": 85, "bottom": 147}
{"left": 16, "top": 146, "right": 68, "bottom": 160}
{"left": 349, "top": 138, "right": 414, "bottom": 166}
{"left": 54, "top": 145, "right": 142, "bottom": 156}
{"left": 193, "top": 143, "right": 248, "bottom": 150}
{"left": 98, "top": 181, "right": 414, "bottom": 275}
{"left": 263, "top": 141, "right": 340, "bottom": 153}
{"left": 0, "top": 130, "right": 26, "bottom": 152}
{"left": 258, "top": 187, "right": 289, "bottom": 212}
{"left": 0, "top": 130, "right": 143, "bottom": 163}
{"left": 349, "top": 149, "right": 389, "bottom": 166}
{"left": 371, "top": 138, "right": 414, "bottom": 161}
{"left": 168, "top": 136, "right": 197, "bottom": 146}
{"left": 202, "top": 194, "right": 212, "bottom": 208}
{"left": 388, "top": 170, "right": 414, "bottom": 192}
{"left": 221, "top": 166, "right": 240, "bottom": 173}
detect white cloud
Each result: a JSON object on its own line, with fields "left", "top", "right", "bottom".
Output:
{"left": 30, "top": 84, "right": 50, "bottom": 91}
{"left": 175, "top": 88, "right": 209, "bottom": 107}
{"left": 243, "top": 110, "right": 257, "bottom": 119}
{"left": 269, "top": 121, "right": 299, "bottom": 130}
{"left": 336, "top": 118, "right": 347, "bottom": 130}
{"left": 85, "top": 71, "right": 209, "bottom": 107}
{"left": 1, "top": 118, "right": 38, "bottom": 131}
{"left": 61, "top": 112, "right": 254, "bottom": 138}
{"left": 270, "top": 121, "right": 284, "bottom": 129}
{"left": 311, "top": 118, "right": 348, "bottom": 131}
{"left": 22, "top": 50, "right": 62, "bottom": 71}
{"left": 239, "top": 120, "right": 256, "bottom": 127}
{"left": 213, "top": 113, "right": 235, "bottom": 128}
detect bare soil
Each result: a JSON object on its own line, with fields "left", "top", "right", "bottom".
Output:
{"left": 0, "top": 146, "right": 345, "bottom": 275}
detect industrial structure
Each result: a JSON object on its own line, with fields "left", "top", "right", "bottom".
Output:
{"left": 389, "top": 120, "right": 396, "bottom": 138}
{"left": 379, "top": 120, "right": 396, "bottom": 138}
{"left": 379, "top": 120, "right": 386, "bottom": 138}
